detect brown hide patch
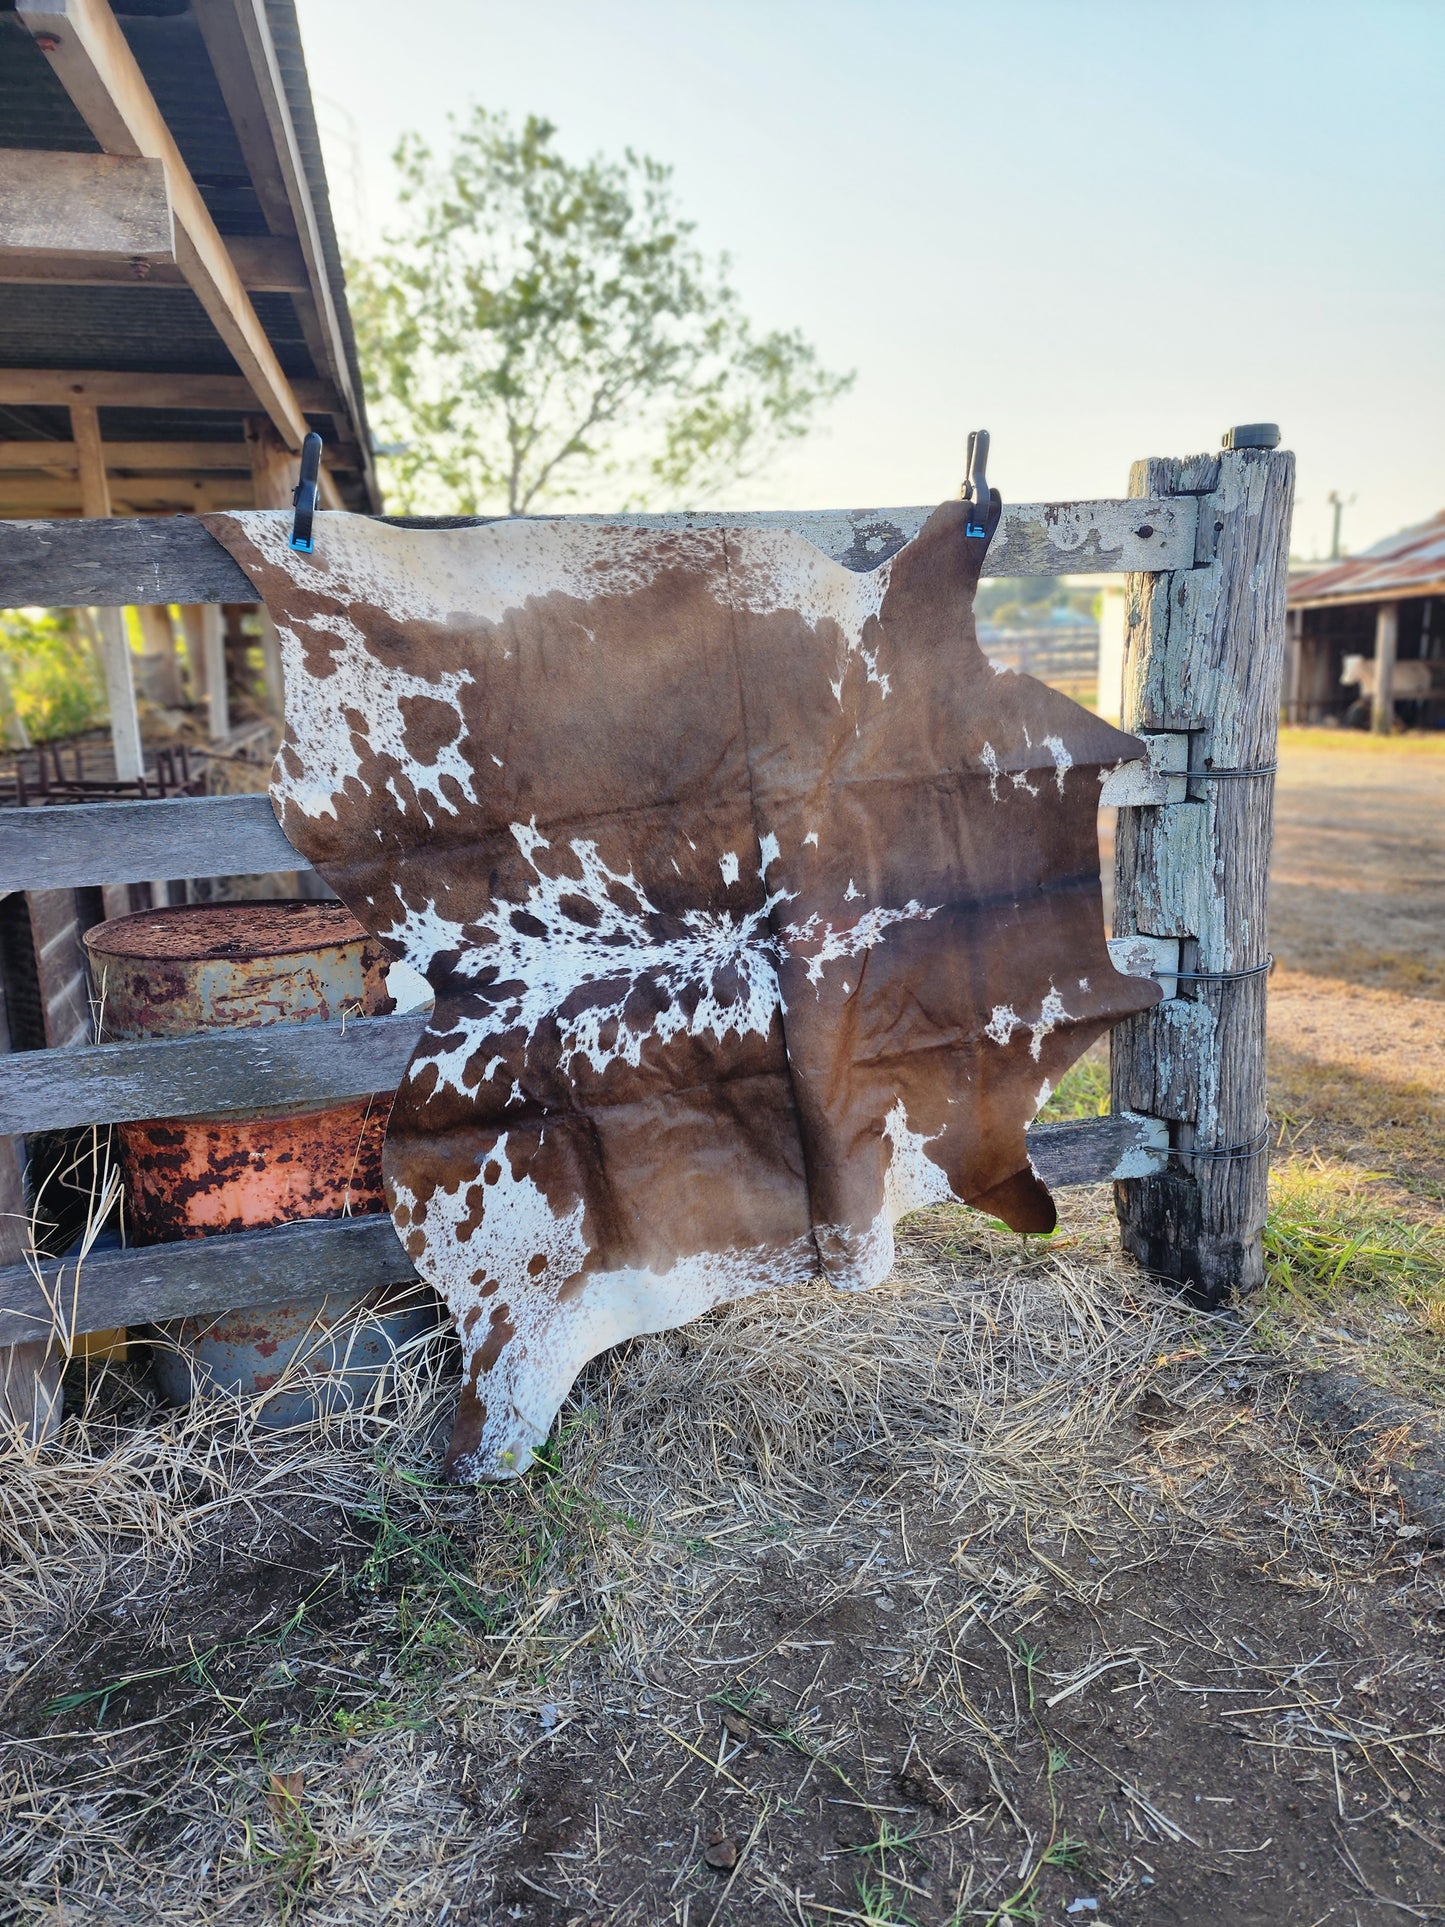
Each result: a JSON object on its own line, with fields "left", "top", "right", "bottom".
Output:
{"left": 203, "top": 504, "right": 1158, "bottom": 1480}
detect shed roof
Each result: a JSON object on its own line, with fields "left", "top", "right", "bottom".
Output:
{"left": 0, "top": 0, "right": 379, "bottom": 516}
{"left": 1288, "top": 510, "right": 1445, "bottom": 610}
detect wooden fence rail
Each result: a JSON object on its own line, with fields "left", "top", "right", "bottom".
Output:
{"left": 0, "top": 792, "right": 299, "bottom": 891}
{"left": 0, "top": 1112, "right": 1166, "bottom": 1351}
{"left": 0, "top": 497, "right": 1196, "bottom": 602}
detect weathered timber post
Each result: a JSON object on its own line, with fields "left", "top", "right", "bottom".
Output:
{"left": 69, "top": 402, "right": 144, "bottom": 785}
{"left": 179, "top": 603, "right": 229, "bottom": 742}
{"left": 248, "top": 415, "right": 291, "bottom": 721}
{"left": 1371, "top": 601, "right": 1399, "bottom": 735}
{"left": 135, "top": 604, "right": 185, "bottom": 709}
{"left": 1111, "top": 429, "right": 1295, "bottom": 1306}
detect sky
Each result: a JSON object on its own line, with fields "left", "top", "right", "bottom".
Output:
{"left": 295, "top": 0, "right": 1444, "bottom": 557}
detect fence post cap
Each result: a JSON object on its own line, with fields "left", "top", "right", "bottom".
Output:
{"left": 1221, "top": 423, "right": 1281, "bottom": 450}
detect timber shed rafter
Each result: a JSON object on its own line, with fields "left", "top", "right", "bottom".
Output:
{"left": 0, "top": 0, "right": 378, "bottom": 516}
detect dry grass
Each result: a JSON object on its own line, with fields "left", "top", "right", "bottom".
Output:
{"left": 3, "top": 1193, "right": 1442, "bottom": 1924}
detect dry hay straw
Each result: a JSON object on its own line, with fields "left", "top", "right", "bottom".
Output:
{"left": 0, "top": 1200, "right": 1202, "bottom": 1626}
{"left": 0, "top": 1198, "right": 1275, "bottom": 1924}
{"left": 586, "top": 1202, "right": 1195, "bottom": 1520}
{"left": 0, "top": 1308, "right": 457, "bottom": 1661}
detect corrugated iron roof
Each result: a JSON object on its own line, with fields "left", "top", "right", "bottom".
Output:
{"left": 0, "top": 284, "right": 315, "bottom": 379}
{"left": 1289, "top": 511, "right": 1445, "bottom": 607}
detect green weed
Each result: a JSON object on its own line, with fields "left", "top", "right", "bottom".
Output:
{"left": 975, "top": 1640, "right": 1081, "bottom": 1926}
{"left": 1263, "top": 1160, "right": 1445, "bottom": 1355}
{"left": 852, "top": 1870, "right": 923, "bottom": 1924}
{"left": 244, "top": 1767, "right": 322, "bottom": 1925}
{"left": 1037, "top": 1052, "right": 1111, "bottom": 1122}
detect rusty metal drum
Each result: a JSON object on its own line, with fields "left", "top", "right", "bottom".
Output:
{"left": 83, "top": 900, "right": 433, "bottom": 1422}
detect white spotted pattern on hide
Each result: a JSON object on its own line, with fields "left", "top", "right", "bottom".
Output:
{"left": 204, "top": 502, "right": 1159, "bottom": 1481}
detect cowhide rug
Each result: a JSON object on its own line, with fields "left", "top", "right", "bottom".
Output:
{"left": 205, "top": 502, "right": 1158, "bottom": 1480}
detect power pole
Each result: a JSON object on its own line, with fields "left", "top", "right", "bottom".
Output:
{"left": 1326, "top": 491, "right": 1354, "bottom": 562}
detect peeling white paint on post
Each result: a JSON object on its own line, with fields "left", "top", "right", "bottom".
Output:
{"left": 1098, "top": 732, "right": 1188, "bottom": 806}
{"left": 1107, "top": 933, "right": 1180, "bottom": 1002}
{"left": 1128, "top": 801, "right": 1221, "bottom": 941}
{"left": 1110, "top": 434, "right": 1295, "bottom": 1304}
{"left": 1109, "top": 1112, "right": 1171, "bottom": 1179}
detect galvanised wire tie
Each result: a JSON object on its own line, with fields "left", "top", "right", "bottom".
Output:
{"left": 1172, "top": 1122, "right": 1273, "bottom": 1164}
{"left": 1160, "top": 954, "right": 1274, "bottom": 985}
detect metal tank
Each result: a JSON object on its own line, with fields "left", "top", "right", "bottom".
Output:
{"left": 83, "top": 900, "right": 433, "bottom": 1423}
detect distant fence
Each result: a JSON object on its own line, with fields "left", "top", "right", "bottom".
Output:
{"left": 978, "top": 620, "right": 1099, "bottom": 701}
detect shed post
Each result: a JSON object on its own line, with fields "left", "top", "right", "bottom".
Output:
{"left": 248, "top": 415, "right": 295, "bottom": 719}
{"left": 1284, "top": 606, "right": 1303, "bottom": 725}
{"left": 69, "top": 402, "right": 143, "bottom": 785}
{"left": 135, "top": 604, "right": 184, "bottom": 709}
{"left": 1371, "top": 601, "right": 1399, "bottom": 734}
{"left": 179, "top": 603, "right": 229, "bottom": 742}
{"left": 1111, "top": 431, "right": 1295, "bottom": 1306}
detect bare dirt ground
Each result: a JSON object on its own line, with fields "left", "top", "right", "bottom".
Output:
{"left": 1268, "top": 730, "right": 1445, "bottom": 1208}
{"left": 1, "top": 729, "right": 1442, "bottom": 1927}
{"left": 1270, "top": 732, "right": 1445, "bottom": 1002}
{"left": 4, "top": 1217, "right": 1443, "bottom": 1927}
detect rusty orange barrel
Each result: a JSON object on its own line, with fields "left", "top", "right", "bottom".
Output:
{"left": 83, "top": 900, "right": 432, "bottom": 1421}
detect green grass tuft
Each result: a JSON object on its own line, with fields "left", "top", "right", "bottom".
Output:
{"left": 1037, "top": 1051, "right": 1111, "bottom": 1121}
{"left": 1261, "top": 1160, "right": 1445, "bottom": 1384}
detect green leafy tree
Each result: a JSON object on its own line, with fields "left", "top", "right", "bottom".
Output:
{"left": 351, "top": 111, "right": 852, "bottom": 515}
{"left": 0, "top": 609, "right": 103, "bottom": 743}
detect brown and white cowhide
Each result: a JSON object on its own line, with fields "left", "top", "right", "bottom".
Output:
{"left": 204, "top": 501, "right": 1159, "bottom": 1480}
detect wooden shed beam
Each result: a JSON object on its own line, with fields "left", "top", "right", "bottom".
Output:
{"left": 67, "top": 403, "right": 110, "bottom": 516}
{"left": 245, "top": 413, "right": 300, "bottom": 508}
{"left": 191, "top": 0, "right": 295, "bottom": 238}
{"left": 0, "top": 233, "right": 308, "bottom": 293}
{"left": 0, "top": 148, "right": 173, "bottom": 269}
{"left": 0, "top": 439, "right": 360, "bottom": 474}
{"left": 0, "top": 369, "right": 340, "bottom": 412}
{"left": 194, "top": 0, "right": 380, "bottom": 510}
{"left": 17, "top": 0, "right": 314, "bottom": 453}
{"left": 0, "top": 476, "right": 254, "bottom": 512}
